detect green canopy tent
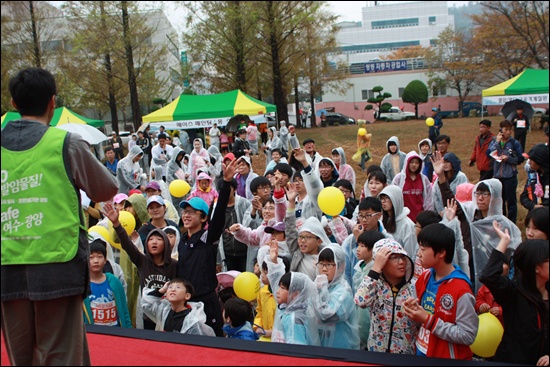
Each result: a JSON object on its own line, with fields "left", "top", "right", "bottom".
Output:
{"left": 482, "top": 68, "right": 549, "bottom": 108}
{"left": 142, "top": 89, "right": 276, "bottom": 130}
{"left": 1, "top": 107, "right": 104, "bottom": 129}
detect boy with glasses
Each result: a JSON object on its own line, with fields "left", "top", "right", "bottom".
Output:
{"left": 177, "top": 159, "right": 239, "bottom": 336}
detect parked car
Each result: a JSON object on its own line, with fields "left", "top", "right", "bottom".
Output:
{"left": 325, "top": 112, "right": 356, "bottom": 125}
{"left": 375, "top": 107, "right": 415, "bottom": 121}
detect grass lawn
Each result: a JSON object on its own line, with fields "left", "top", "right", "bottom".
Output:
{"left": 249, "top": 117, "right": 548, "bottom": 234}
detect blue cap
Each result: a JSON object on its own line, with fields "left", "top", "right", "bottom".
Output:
{"left": 431, "top": 108, "right": 438, "bottom": 112}
{"left": 179, "top": 197, "right": 209, "bottom": 215}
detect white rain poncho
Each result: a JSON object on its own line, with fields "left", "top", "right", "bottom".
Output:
{"left": 288, "top": 216, "right": 330, "bottom": 280}
{"left": 378, "top": 185, "right": 418, "bottom": 261}
{"left": 312, "top": 244, "right": 360, "bottom": 349}
{"left": 462, "top": 178, "right": 522, "bottom": 292}
{"left": 141, "top": 287, "right": 215, "bottom": 336}
{"left": 265, "top": 258, "right": 320, "bottom": 346}
{"left": 117, "top": 145, "right": 144, "bottom": 194}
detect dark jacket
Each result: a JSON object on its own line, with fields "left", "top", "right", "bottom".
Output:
{"left": 117, "top": 226, "right": 177, "bottom": 291}
{"left": 520, "top": 144, "right": 549, "bottom": 210}
{"left": 177, "top": 179, "right": 231, "bottom": 298}
{"left": 232, "top": 138, "right": 250, "bottom": 159}
{"left": 480, "top": 249, "right": 549, "bottom": 365}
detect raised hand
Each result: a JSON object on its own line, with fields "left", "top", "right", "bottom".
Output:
{"left": 293, "top": 148, "right": 307, "bottom": 164}
{"left": 445, "top": 198, "right": 457, "bottom": 221}
{"left": 430, "top": 150, "right": 445, "bottom": 177}
{"left": 102, "top": 202, "right": 120, "bottom": 226}
{"left": 269, "top": 238, "right": 279, "bottom": 263}
{"left": 371, "top": 246, "right": 391, "bottom": 273}
{"left": 223, "top": 156, "right": 238, "bottom": 181}
{"left": 285, "top": 182, "right": 298, "bottom": 202}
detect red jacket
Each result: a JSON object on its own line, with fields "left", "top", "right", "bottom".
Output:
{"left": 415, "top": 268, "right": 477, "bottom": 360}
{"left": 475, "top": 284, "right": 504, "bottom": 325}
{"left": 470, "top": 132, "right": 494, "bottom": 171}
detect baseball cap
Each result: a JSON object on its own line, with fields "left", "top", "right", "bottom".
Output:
{"left": 264, "top": 221, "right": 285, "bottom": 233}
{"left": 145, "top": 181, "right": 161, "bottom": 191}
{"left": 238, "top": 155, "right": 251, "bottom": 166}
{"left": 431, "top": 108, "right": 438, "bottom": 112}
{"left": 146, "top": 195, "right": 165, "bottom": 207}
{"left": 179, "top": 197, "right": 209, "bottom": 215}
{"left": 128, "top": 189, "right": 142, "bottom": 197}
{"left": 224, "top": 152, "right": 235, "bottom": 162}
{"left": 113, "top": 193, "right": 128, "bottom": 204}
{"left": 303, "top": 138, "right": 315, "bottom": 145}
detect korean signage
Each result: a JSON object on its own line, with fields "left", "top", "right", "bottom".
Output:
{"left": 482, "top": 94, "right": 549, "bottom": 106}
{"left": 364, "top": 60, "right": 408, "bottom": 73}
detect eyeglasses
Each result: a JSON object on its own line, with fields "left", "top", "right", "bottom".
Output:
{"left": 298, "top": 235, "right": 317, "bottom": 241}
{"left": 388, "top": 254, "right": 406, "bottom": 263}
{"left": 357, "top": 212, "right": 380, "bottom": 220}
{"left": 316, "top": 262, "right": 336, "bottom": 270}
{"left": 339, "top": 189, "right": 351, "bottom": 195}
{"left": 262, "top": 206, "right": 275, "bottom": 211}
{"left": 182, "top": 209, "right": 198, "bottom": 216}
{"left": 474, "top": 192, "right": 490, "bottom": 198}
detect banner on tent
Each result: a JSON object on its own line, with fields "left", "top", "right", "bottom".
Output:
{"left": 482, "top": 93, "right": 549, "bottom": 106}
{"left": 149, "top": 117, "right": 231, "bottom": 130}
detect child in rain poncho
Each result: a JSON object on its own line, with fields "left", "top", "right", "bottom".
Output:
{"left": 312, "top": 244, "right": 360, "bottom": 349}
{"left": 116, "top": 145, "right": 145, "bottom": 194}
{"left": 264, "top": 242, "right": 320, "bottom": 346}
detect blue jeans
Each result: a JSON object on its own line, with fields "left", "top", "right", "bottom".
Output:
{"left": 360, "top": 150, "right": 371, "bottom": 171}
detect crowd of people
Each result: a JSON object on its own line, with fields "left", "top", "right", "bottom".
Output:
{"left": 2, "top": 67, "right": 549, "bottom": 366}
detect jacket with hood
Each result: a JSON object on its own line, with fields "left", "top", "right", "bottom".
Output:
{"left": 378, "top": 185, "right": 418, "bottom": 261}
{"left": 117, "top": 145, "right": 144, "bottom": 194}
{"left": 469, "top": 130, "right": 495, "bottom": 172}
{"left": 279, "top": 121, "right": 289, "bottom": 152}
{"left": 354, "top": 239, "right": 418, "bottom": 354}
{"left": 520, "top": 143, "right": 549, "bottom": 210}
{"left": 333, "top": 147, "right": 356, "bottom": 189}
{"left": 188, "top": 172, "right": 219, "bottom": 208}
{"left": 432, "top": 152, "right": 469, "bottom": 214}
{"left": 264, "top": 127, "right": 282, "bottom": 164}
{"left": 232, "top": 135, "right": 250, "bottom": 159}
{"left": 287, "top": 215, "right": 331, "bottom": 281}
{"left": 418, "top": 138, "right": 434, "bottom": 179}
{"left": 166, "top": 146, "right": 186, "bottom": 186}
{"left": 315, "top": 157, "right": 340, "bottom": 188}
{"left": 234, "top": 159, "right": 259, "bottom": 201}
{"left": 206, "top": 145, "right": 223, "bottom": 188}
{"left": 439, "top": 178, "right": 522, "bottom": 292}
{"left": 264, "top": 258, "right": 320, "bottom": 346}
{"left": 313, "top": 245, "right": 360, "bottom": 349}
{"left": 116, "top": 226, "right": 178, "bottom": 291}
{"left": 392, "top": 150, "right": 434, "bottom": 222}
{"left": 141, "top": 286, "right": 215, "bottom": 336}
{"left": 415, "top": 265, "right": 477, "bottom": 360}
{"left": 223, "top": 321, "right": 260, "bottom": 341}
{"left": 380, "top": 136, "right": 407, "bottom": 183}
{"left": 188, "top": 138, "right": 210, "bottom": 183}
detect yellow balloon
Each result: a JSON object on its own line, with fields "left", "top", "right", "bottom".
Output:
{"left": 107, "top": 221, "right": 122, "bottom": 251}
{"left": 426, "top": 117, "right": 435, "bottom": 126}
{"left": 317, "top": 187, "right": 346, "bottom": 217}
{"left": 119, "top": 210, "right": 136, "bottom": 235}
{"left": 358, "top": 128, "right": 366, "bottom": 136}
{"left": 88, "top": 225, "right": 118, "bottom": 249}
{"left": 470, "top": 313, "right": 504, "bottom": 358}
{"left": 169, "top": 179, "right": 191, "bottom": 198}
{"left": 233, "top": 272, "right": 261, "bottom": 302}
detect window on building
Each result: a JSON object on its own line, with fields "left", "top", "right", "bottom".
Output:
{"left": 398, "top": 87, "right": 405, "bottom": 98}
{"left": 362, "top": 89, "right": 375, "bottom": 100}
{"left": 429, "top": 16, "right": 436, "bottom": 25}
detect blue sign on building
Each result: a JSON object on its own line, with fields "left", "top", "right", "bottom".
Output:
{"left": 364, "top": 60, "right": 408, "bottom": 73}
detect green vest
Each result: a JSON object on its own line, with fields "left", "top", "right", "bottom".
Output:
{"left": 1, "top": 128, "right": 81, "bottom": 264}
